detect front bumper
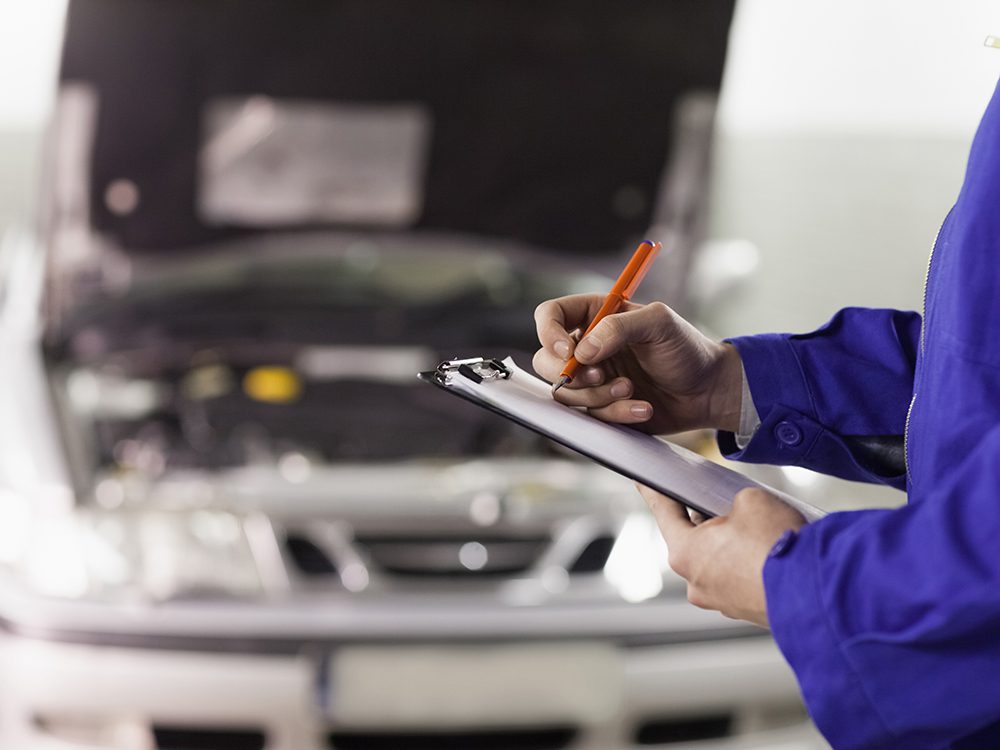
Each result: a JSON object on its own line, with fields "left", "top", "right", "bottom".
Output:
{"left": 0, "top": 628, "right": 826, "bottom": 750}
{"left": 0, "top": 581, "right": 828, "bottom": 750}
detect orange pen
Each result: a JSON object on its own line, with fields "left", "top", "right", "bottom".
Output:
{"left": 552, "top": 239, "right": 661, "bottom": 394}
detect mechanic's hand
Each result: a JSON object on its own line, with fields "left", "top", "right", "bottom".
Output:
{"left": 533, "top": 295, "right": 743, "bottom": 434}
{"left": 637, "top": 485, "right": 807, "bottom": 627}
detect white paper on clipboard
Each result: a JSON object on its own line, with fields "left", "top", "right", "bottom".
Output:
{"left": 420, "top": 356, "right": 825, "bottom": 522}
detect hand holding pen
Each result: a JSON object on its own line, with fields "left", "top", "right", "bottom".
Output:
{"left": 551, "top": 240, "right": 661, "bottom": 393}
{"left": 532, "top": 240, "right": 746, "bottom": 436}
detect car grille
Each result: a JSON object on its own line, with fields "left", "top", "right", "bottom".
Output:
{"left": 634, "top": 713, "right": 733, "bottom": 745}
{"left": 283, "top": 526, "right": 620, "bottom": 584}
{"left": 327, "top": 727, "right": 577, "bottom": 749}
{"left": 352, "top": 534, "right": 550, "bottom": 578}
{"left": 153, "top": 725, "right": 266, "bottom": 750}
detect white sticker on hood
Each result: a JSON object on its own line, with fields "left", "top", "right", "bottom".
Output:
{"left": 199, "top": 97, "right": 431, "bottom": 227}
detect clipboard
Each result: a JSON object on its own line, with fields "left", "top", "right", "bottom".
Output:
{"left": 419, "top": 356, "right": 825, "bottom": 522}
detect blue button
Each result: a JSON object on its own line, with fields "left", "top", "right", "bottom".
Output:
{"left": 774, "top": 421, "right": 803, "bottom": 446}
{"left": 769, "top": 529, "right": 798, "bottom": 559}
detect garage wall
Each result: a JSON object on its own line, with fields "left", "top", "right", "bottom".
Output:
{"left": 0, "top": 0, "right": 64, "bottom": 241}
{"left": 706, "top": 0, "right": 1000, "bottom": 335}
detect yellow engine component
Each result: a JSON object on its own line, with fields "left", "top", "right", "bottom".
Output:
{"left": 243, "top": 366, "right": 303, "bottom": 404}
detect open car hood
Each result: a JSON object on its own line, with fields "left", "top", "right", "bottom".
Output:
{"left": 42, "top": 0, "right": 735, "bottom": 334}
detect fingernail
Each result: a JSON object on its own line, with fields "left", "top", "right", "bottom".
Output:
{"left": 610, "top": 380, "right": 630, "bottom": 398}
{"left": 583, "top": 367, "right": 602, "bottom": 384}
{"left": 630, "top": 403, "right": 651, "bottom": 418}
{"left": 575, "top": 336, "right": 599, "bottom": 361}
{"left": 554, "top": 340, "right": 571, "bottom": 359}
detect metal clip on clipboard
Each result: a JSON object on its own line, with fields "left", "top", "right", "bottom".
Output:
{"left": 421, "top": 356, "right": 826, "bottom": 522}
{"left": 429, "top": 357, "right": 512, "bottom": 386}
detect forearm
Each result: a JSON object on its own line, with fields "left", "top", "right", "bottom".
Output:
{"left": 719, "top": 307, "right": 921, "bottom": 487}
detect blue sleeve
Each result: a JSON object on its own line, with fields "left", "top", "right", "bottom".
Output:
{"left": 764, "top": 422, "right": 1000, "bottom": 749}
{"left": 718, "top": 307, "right": 921, "bottom": 489}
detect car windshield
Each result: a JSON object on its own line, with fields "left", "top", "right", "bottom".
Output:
{"left": 48, "top": 234, "right": 610, "bottom": 474}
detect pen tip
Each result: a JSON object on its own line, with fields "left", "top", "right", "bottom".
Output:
{"left": 551, "top": 375, "right": 570, "bottom": 395}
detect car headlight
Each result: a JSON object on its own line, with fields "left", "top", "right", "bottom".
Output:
{"left": 603, "top": 513, "right": 676, "bottom": 603}
{"left": 17, "top": 506, "right": 265, "bottom": 602}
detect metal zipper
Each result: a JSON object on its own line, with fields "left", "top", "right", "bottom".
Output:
{"left": 903, "top": 220, "right": 946, "bottom": 484}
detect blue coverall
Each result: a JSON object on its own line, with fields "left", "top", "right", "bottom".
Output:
{"left": 719, "top": 75, "right": 1000, "bottom": 750}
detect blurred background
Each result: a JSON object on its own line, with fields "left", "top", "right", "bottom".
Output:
{"left": 0, "top": 1, "right": 996, "bottom": 749}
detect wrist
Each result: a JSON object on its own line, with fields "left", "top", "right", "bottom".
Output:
{"left": 707, "top": 342, "right": 744, "bottom": 433}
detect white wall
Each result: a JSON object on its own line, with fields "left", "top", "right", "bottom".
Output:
{"left": 706, "top": 0, "right": 1000, "bottom": 338}
{"left": 0, "top": 0, "right": 66, "bottom": 130}
{"left": 0, "top": 0, "right": 66, "bottom": 233}
{"left": 719, "top": 0, "right": 1000, "bottom": 138}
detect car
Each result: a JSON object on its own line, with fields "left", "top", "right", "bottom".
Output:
{"left": 0, "top": 2, "right": 828, "bottom": 749}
